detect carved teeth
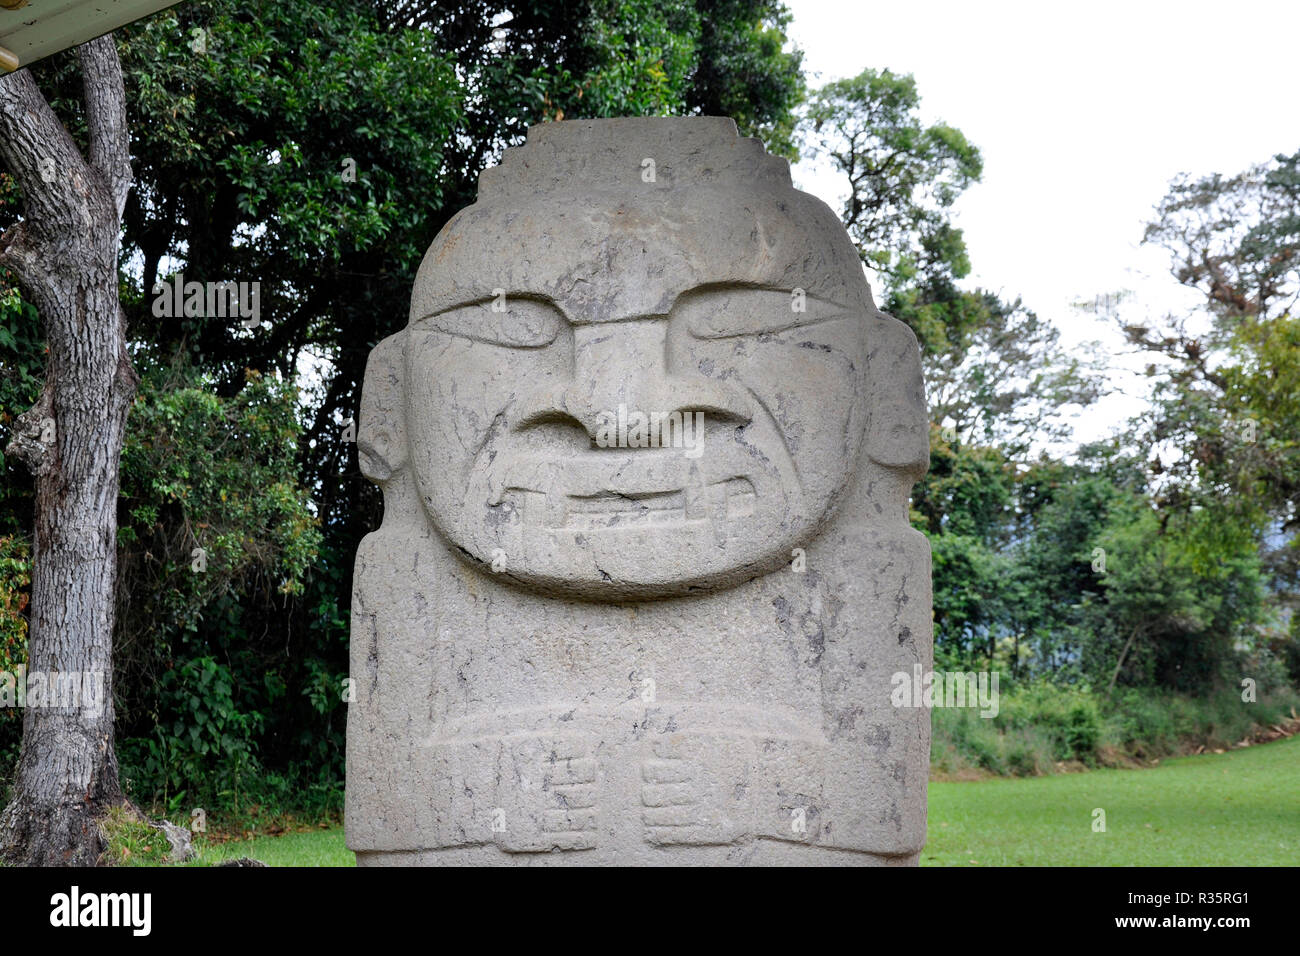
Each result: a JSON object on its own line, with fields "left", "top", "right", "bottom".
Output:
{"left": 708, "top": 481, "right": 728, "bottom": 525}
{"left": 684, "top": 484, "right": 709, "bottom": 522}
{"left": 545, "top": 490, "right": 566, "bottom": 528}
{"left": 525, "top": 490, "right": 549, "bottom": 527}
{"left": 565, "top": 490, "right": 686, "bottom": 530}
{"left": 727, "top": 478, "right": 756, "bottom": 518}
{"left": 499, "top": 478, "right": 756, "bottom": 530}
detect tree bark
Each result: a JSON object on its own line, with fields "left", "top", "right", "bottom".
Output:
{"left": 0, "top": 36, "right": 136, "bottom": 866}
{"left": 1107, "top": 624, "right": 1143, "bottom": 695}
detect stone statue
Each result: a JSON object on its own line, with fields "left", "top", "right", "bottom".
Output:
{"left": 345, "top": 116, "right": 932, "bottom": 865}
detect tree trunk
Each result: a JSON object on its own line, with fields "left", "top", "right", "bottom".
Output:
{"left": 0, "top": 36, "right": 135, "bottom": 866}
{"left": 1107, "top": 624, "right": 1142, "bottom": 695}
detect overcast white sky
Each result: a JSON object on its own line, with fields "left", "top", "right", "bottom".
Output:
{"left": 785, "top": 0, "right": 1300, "bottom": 445}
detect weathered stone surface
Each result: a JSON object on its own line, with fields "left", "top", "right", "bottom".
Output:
{"left": 345, "top": 116, "right": 932, "bottom": 865}
{"left": 149, "top": 818, "right": 195, "bottom": 863}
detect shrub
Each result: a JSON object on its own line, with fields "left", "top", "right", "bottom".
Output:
{"left": 933, "top": 679, "right": 1300, "bottom": 776}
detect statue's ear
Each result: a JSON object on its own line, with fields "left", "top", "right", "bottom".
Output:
{"left": 358, "top": 332, "right": 407, "bottom": 484}
{"left": 866, "top": 311, "right": 930, "bottom": 475}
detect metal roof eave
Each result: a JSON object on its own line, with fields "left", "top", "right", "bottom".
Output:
{"left": 1, "top": 0, "right": 186, "bottom": 73}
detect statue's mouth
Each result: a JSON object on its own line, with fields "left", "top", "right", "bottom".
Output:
{"left": 496, "top": 477, "right": 756, "bottom": 530}
{"left": 426, "top": 443, "right": 813, "bottom": 594}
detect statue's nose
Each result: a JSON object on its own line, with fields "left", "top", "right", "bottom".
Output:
{"left": 517, "top": 319, "right": 752, "bottom": 439}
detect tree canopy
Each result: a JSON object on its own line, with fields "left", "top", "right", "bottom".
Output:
{"left": 0, "top": 4, "right": 1296, "bottom": 829}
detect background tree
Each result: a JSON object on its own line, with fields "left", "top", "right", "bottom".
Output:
{"left": 1120, "top": 150, "right": 1300, "bottom": 525}
{"left": 800, "top": 67, "right": 1102, "bottom": 454}
{"left": 3, "top": 3, "right": 1284, "bottom": 815}
{"left": 0, "top": 36, "right": 135, "bottom": 866}
{"left": 802, "top": 67, "right": 981, "bottom": 296}
{"left": 801, "top": 68, "right": 1120, "bottom": 683}
{"left": 3, "top": 0, "right": 808, "bottom": 819}
{"left": 1115, "top": 149, "right": 1300, "bottom": 682}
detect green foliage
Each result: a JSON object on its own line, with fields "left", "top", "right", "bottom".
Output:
{"left": 800, "top": 72, "right": 1103, "bottom": 453}
{"left": 801, "top": 67, "right": 982, "bottom": 294}
{"left": 1120, "top": 151, "right": 1300, "bottom": 656}
{"left": 113, "top": 360, "right": 327, "bottom": 808}
{"left": 0, "top": 197, "right": 42, "bottom": 541}
{"left": 917, "top": 434, "right": 1270, "bottom": 694}
{"left": 125, "top": 0, "right": 461, "bottom": 271}
{"left": 120, "top": 656, "right": 260, "bottom": 808}
{"left": 117, "top": 362, "right": 320, "bottom": 632}
{"left": 932, "top": 683, "right": 1104, "bottom": 775}
{"left": 918, "top": 295, "right": 1107, "bottom": 454}
{"left": 933, "top": 681, "right": 1300, "bottom": 778}
{"left": 0, "top": 198, "right": 40, "bottom": 793}
{"left": 98, "top": 807, "right": 179, "bottom": 867}
{"left": 5, "top": 2, "right": 1295, "bottom": 817}
{"left": 914, "top": 434, "right": 1014, "bottom": 542}
{"left": 1090, "top": 505, "right": 1262, "bottom": 691}
{"left": 932, "top": 707, "right": 1058, "bottom": 777}
{"left": 551, "top": 0, "right": 702, "bottom": 118}
{"left": 684, "top": 0, "right": 804, "bottom": 159}
{"left": 0, "top": 535, "right": 28, "bottom": 676}
{"left": 1082, "top": 154, "right": 1300, "bottom": 697}
{"left": 0, "top": 535, "right": 27, "bottom": 789}
{"left": 1144, "top": 149, "right": 1300, "bottom": 325}
{"left": 0, "top": 0, "right": 806, "bottom": 820}
{"left": 1213, "top": 313, "right": 1300, "bottom": 562}
{"left": 999, "top": 684, "right": 1104, "bottom": 761}
{"left": 1105, "top": 686, "right": 1299, "bottom": 757}
{"left": 103, "top": 0, "right": 801, "bottom": 815}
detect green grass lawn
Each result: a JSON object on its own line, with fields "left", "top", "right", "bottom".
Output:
{"left": 201, "top": 736, "right": 1299, "bottom": 866}
{"left": 924, "top": 734, "right": 1300, "bottom": 866}
{"left": 196, "top": 827, "right": 355, "bottom": 867}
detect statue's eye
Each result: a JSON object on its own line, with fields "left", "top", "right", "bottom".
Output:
{"left": 678, "top": 288, "right": 853, "bottom": 339}
{"left": 414, "top": 299, "right": 563, "bottom": 348}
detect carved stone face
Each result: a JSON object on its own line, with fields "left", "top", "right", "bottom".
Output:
{"left": 399, "top": 121, "right": 875, "bottom": 599}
